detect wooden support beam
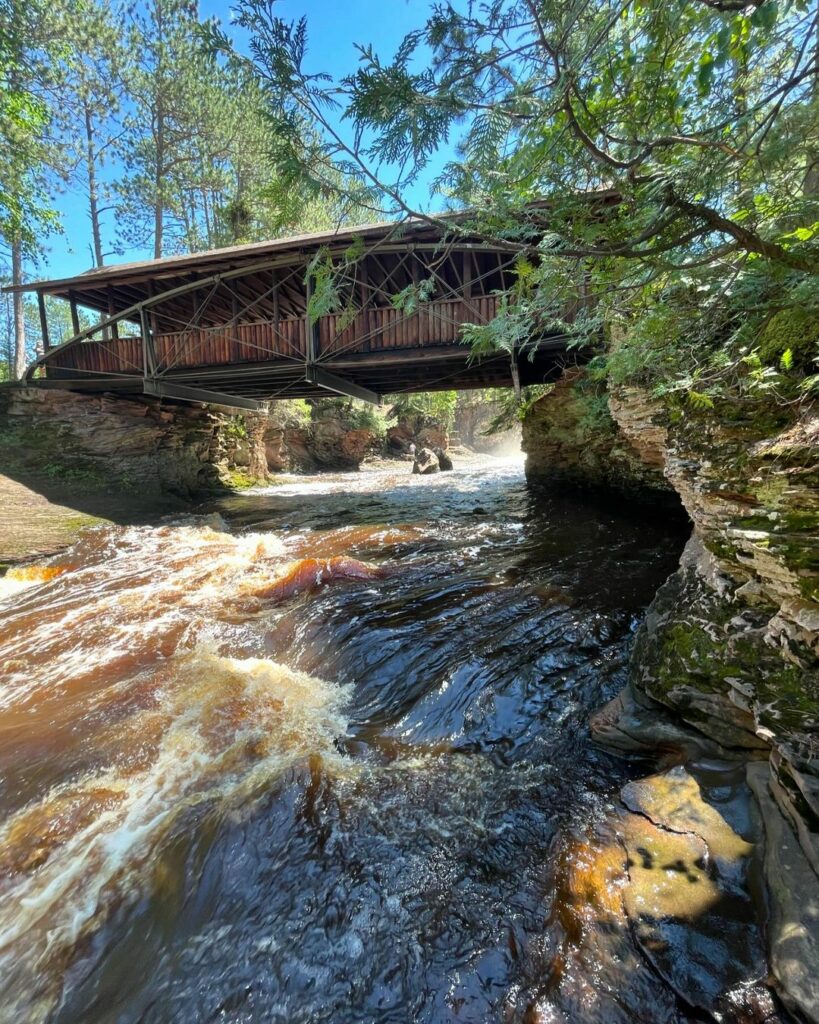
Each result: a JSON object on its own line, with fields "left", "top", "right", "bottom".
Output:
{"left": 463, "top": 250, "right": 473, "bottom": 299}
{"left": 304, "top": 365, "right": 381, "bottom": 405}
{"left": 107, "top": 286, "right": 119, "bottom": 341}
{"left": 139, "top": 306, "right": 158, "bottom": 377}
{"left": 68, "top": 291, "right": 80, "bottom": 335}
{"left": 305, "top": 268, "right": 319, "bottom": 362}
{"left": 37, "top": 291, "right": 50, "bottom": 351}
{"left": 143, "top": 379, "right": 268, "bottom": 411}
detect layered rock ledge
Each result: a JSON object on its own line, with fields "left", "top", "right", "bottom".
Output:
{"left": 523, "top": 366, "right": 818, "bottom": 1020}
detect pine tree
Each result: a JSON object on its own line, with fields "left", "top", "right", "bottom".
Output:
{"left": 0, "top": 0, "right": 65, "bottom": 377}
{"left": 57, "top": 0, "right": 126, "bottom": 268}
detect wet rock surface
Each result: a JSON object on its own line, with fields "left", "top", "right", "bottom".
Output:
{"left": 412, "top": 446, "right": 440, "bottom": 474}
{"left": 747, "top": 762, "right": 819, "bottom": 1024}
{"left": 618, "top": 767, "right": 767, "bottom": 1018}
{"left": 521, "top": 368, "right": 674, "bottom": 500}
{"left": 546, "top": 763, "right": 781, "bottom": 1024}
{"left": 518, "top": 367, "right": 818, "bottom": 1019}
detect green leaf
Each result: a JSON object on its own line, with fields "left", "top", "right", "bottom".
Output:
{"left": 687, "top": 390, "right": 715, "bottom": 410}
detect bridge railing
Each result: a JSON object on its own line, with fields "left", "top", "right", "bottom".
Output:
{"left": 42, "top": 297, "right": 505, "bottom": 378}
{"left": 41, "top": 289, "right": 588, "bottom": 380}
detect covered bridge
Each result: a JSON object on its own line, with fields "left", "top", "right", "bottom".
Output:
{"left": 9, "top": 214, "right": 592, "bottom": 410}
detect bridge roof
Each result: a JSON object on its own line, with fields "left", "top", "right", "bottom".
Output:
{"left": 10, "top": 216, "right": 444, "bottom": 317}
{"left": 5, "top": 189, "right": 618, "bottom": 319}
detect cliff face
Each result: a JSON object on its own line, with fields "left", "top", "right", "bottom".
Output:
{"left": 521, "top": 369, "right": 673, "bottom": 499}
{"left": 386, "top": 410, "right": 448, "bottom": 454}
{"left": 264, "top": 401, "right": 383, "bottom": 471}
{"left": 0, "top": 386, "right": 265, "bottom": 496}
{"left": 523, "top": 368, "right": 819, "bottom": 1020}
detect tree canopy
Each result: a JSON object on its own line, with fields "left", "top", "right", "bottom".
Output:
{"left": 2, "top": 0, "right": 818, "bottom": 397}
{"left": 229, "top": 0, "right": 819, "bottom": 400}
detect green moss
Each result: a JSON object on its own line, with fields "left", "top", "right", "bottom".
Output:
{"left": 222, "top": 468, "right": 260, "bottom": 490}
{"left": 758, "top": 308, "right": 819, "bottom": 373}
{"left": 781, "top": 509, "right": 819, "bottom": 533}
{"left": 702, "top": 535, "right": 738, "bottom": 563}
{"left": 798, "top": 576, "right": 819, "bottom": 602}
{"left": 754, "top": 477, "right": 788, "bottom": 507}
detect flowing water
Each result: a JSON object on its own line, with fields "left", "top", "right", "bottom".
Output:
{"left": 0, "top": 457, "right": 701, "bottom": 1023}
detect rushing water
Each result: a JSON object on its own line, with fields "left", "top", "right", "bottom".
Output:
{"left": 0, "top": 457, "right": 697, "bottom": 1024}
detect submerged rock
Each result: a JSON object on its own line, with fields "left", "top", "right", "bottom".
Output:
{"left": 546, "top": 765, "right": 776, "bottom": 1023}
{"left": 619, "top": 766, "right": 769, "bottom": 1019}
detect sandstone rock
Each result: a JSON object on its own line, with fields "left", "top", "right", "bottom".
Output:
{"left": 412, "top": 447, "right": 439, "bottom": 475}
{"left": 435, "top": 447, "right": 453, "bottom": 471}
{"left": 619, "top": 767, "right": 768, "bottom": 1018}
{"left": 521, "top": 368, "right": 674, "bottom": 500}
{"left": 387, "top": 410, "right": 448, "bottom": 454}
{"left": 747, "top": 762, "right": 819, "bottom": 1024}
{"left": 0, "top": 386, "right": 272, "bottom": 496}
{"left": 590, "top": 682, "right": 745, "bottom": 762}
{"left": 263, "top": 401, "right": 381, "bottom": 471}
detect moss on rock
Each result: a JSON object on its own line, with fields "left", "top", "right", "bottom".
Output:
{"left": 758, "top": 307, "right": 819, "bottom": 373}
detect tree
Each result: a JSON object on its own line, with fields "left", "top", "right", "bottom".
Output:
{"left": 234, "top": 0, "right": 819, "bottom": 267}
{"left": 227, "top": 0, "right": 819, "bottom": 405}
{"left": 57, "top": 0, "right": 126, "bottom": 268}
{"left": 117, "top": 0, "right": 213, "bottom": 258}
{"left": 0, "top": 0, "right": 64, "bottom": 377}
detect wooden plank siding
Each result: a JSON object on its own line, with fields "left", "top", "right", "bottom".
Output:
{"left": 44, "top": 297, "right": 506, "bottom": 378}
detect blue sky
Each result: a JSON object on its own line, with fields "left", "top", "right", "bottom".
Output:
{"left": 43, "top": 0, "right": 449, "bottom": 282}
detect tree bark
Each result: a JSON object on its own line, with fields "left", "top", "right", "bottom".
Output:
{"left": 153, "top": 0, "right": 165, "bottom": 259}
{"left": 12, "top": 240, "right": 27, "bottom": 380}
{"left": 83, "top": 95, "right": 104, "bottom": 268}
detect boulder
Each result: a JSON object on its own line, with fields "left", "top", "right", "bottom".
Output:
{"left": 412, "top": 447, "right": 440, "bottom": 475}
{"left": 747, "top": 762, "right": 819, "bottom": 1023}
{"left": 435, "top": 447, "right": 453, "bottom": 471}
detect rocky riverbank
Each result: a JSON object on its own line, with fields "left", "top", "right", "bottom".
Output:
{"left": 522, "top": 365, "right": 818, "bottom": 1021}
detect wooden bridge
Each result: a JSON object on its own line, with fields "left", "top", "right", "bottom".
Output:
{"left": 10, "top": 215, "right": 589, "bottom": 410}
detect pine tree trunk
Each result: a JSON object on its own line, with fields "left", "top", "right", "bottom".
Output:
{"left": 84, "top": 97, "right": 104, "bottom": 268}
{"left": 805, "top": 12, "right": 819, "bottom": 195}
{"left": 12, "top": 240, "right": 27, "bottom": 380}
{"left": 154, "top": 115, "right": 164, "bottom": 259}
{"left": 153, "top": 0, "right": 165, "bottom": 259}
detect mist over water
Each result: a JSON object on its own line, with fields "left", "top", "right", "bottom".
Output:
{"left": 0, "top": 457, "right": 694, "bottom": 1023}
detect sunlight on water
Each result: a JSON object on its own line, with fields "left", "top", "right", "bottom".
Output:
{"left": 0, "top": 521, "right": 358, "bottom": 1020}
{"left": 0, "top": 459, "right": 696, "bottom": 1024}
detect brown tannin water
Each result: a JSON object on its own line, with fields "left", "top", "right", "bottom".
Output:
{"left": 0, "top": 458, "right": 703, "bottom": 1022}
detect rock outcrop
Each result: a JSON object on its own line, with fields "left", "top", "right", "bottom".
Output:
{"left": 387, "top": 410, "right": 448, "bottom": 455}
{"left": 525, "top": 362, "right": 818, "bottom": 1017}
{"left": 264, "top": 399, "right": 383, "bottom": 472}
{"left": 604, "top": 388, "right": 818, "bottom": 1020}
{"left": 0, "top": 386, "right": 268, "bottom": 496}
{"left": 521, "top": 368, "right": 674, "bottom": 500}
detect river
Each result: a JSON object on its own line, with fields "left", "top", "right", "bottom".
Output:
{"left": 0, "top": 456, "right": 699, "bottom": 1023}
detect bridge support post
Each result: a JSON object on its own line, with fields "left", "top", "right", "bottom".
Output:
{"left": 304, "top": 268, "right": 320, "bottom": 363}
{"left": 139, "top": 306, "right": 158, "bottom": 377}
{"left": 37, "top": 291, "right": 50, "bottom": 352}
